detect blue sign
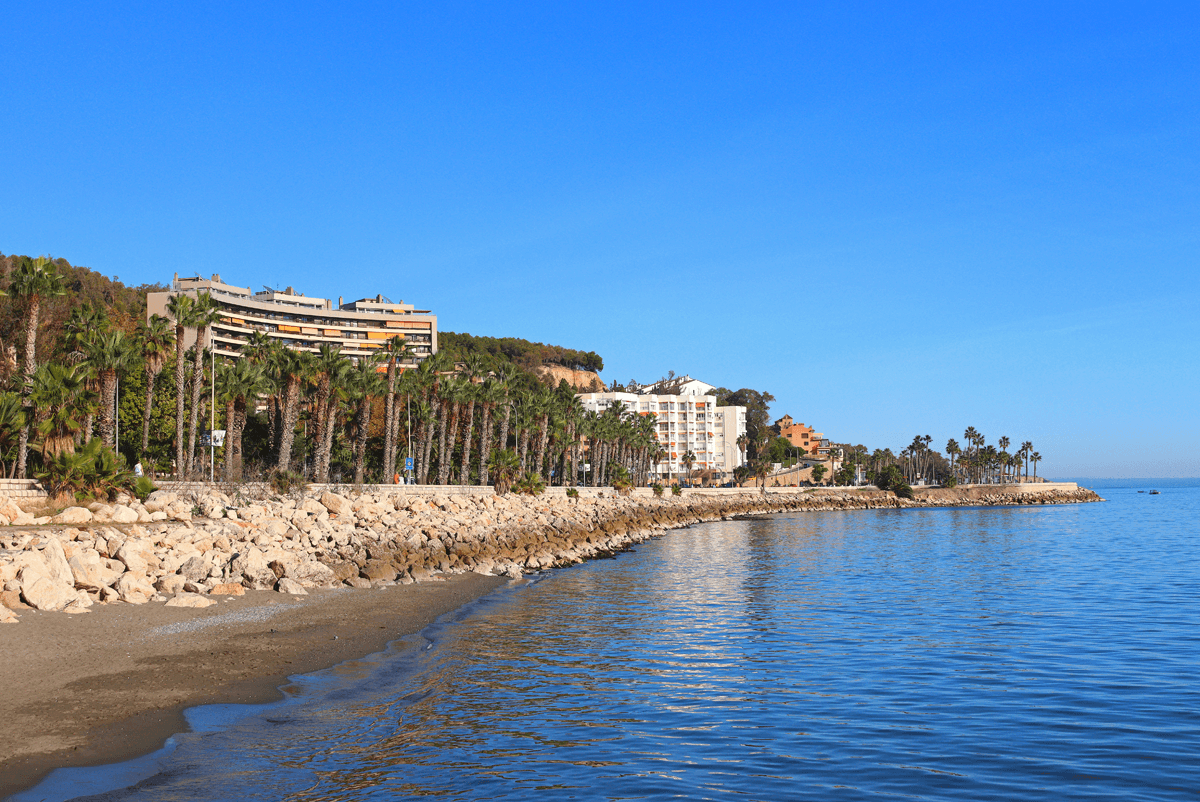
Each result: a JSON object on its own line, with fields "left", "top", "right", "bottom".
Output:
{"left": 405, "top": 457, "right": 414, "bottom": 470}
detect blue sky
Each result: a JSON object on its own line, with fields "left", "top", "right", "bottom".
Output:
{"left": 3, "top": 2, "right": 1197, "bottom": 477}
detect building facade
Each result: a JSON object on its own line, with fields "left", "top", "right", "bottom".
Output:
{"left": 774, "top": 414, "right": 829, "bottom": 456}
{"left": 578, "top": 378, "right": 747, "bottom": 482}
{"left": 147, "top": 274, "right": 437, "bottom": 364}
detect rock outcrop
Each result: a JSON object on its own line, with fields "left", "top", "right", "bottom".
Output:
{"left": 0, "top": 485, "right": 1102, "bottom": 623}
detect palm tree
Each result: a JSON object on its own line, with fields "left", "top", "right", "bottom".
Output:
{"left": 1031, "top": 451, "right": 1041, "bottom": 481}
{"left": 79, "top": 329, "right": 136, "bottom": 449}
{"left": 310, "top": 344, "right": 349, "bottom": 483}
{"left": 9, "top": 256, "right": 66, "bottom": 477}
{"left": 139, "top": 315, "right": 175, "bottom": 455}
{"left": 476, "top": 377, "right": 504, "bottom": 487}
{"left": 681, "top": 450, "right": 697, "bottom": 486}
{"left": 166, "top": 293, "right": 195, "bottom": 477}
{"left": 347, "top": 356, "right": 384, "bottom": 484}
{"left": 217, "top": 359, "right": 268, "bottom": 482}
{"left": 272, "top": 346, "right": 314, "bottom": 473}
{"left": 945, "top": 438, "right": 960, "bottom": 483}
{"left": 488, "top": 448, "right": 520, "bottom": 495}
{"left": 0, "top": 392, "right": 25, "bottom": 477}
{"left": 186, "top": 293, "right": 221, "bottom": 474}
{"left": 381, "top": 336, "right": 414, "bottom": 480}
{"left": 31, "top": 363, "right": 92, "bottom": 460}
{"left": 1020, "top": 441, "right": 1033, "bottom": 481}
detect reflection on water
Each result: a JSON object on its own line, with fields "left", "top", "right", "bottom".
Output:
{"left": 18, "top": 487, "right": 1200, "bottom": 801}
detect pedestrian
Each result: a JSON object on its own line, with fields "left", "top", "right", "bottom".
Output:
{"left": 393, "top": 471, "right": 400, "bottom": 485}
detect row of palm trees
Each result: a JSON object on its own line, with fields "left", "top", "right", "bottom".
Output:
{"left": 0, "top": 274, "right": 666, "bottom": 487}
{"left": 840, "top": 429, "right": 1043, "bottom": 486}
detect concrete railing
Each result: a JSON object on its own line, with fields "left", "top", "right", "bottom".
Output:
{"left": 0, "top": 479, "right": 46, "bottom": 498}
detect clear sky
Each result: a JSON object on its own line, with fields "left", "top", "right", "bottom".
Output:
{"left": 3, "top": 2, "right": 1197, "bottom": 477}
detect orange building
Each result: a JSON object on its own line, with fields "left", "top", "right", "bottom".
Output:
{"left": 775, "top": 415, "right": 827, "bottom": 456}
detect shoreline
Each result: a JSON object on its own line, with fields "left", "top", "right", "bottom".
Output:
{"left": 0, "top": 483, "right": 1101, "bottom": 798}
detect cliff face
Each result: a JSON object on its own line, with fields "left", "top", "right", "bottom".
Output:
{"left": 533, "top": 364, "right": 603, "bottom": 390}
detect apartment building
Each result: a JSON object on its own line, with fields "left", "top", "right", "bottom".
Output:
{"left": 774, "top": 414, "right": 829, "bottom": 456}
{"left": 578, "top": 377, "right": 747, "bottom": 482}
{"left": 147, "top": 274, "right": 437, "bottom": 364}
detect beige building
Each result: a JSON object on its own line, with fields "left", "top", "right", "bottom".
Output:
{"left": 147, "top": 274, "right": 436, "bottom": 364}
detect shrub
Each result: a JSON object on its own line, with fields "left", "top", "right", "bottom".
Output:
{"left": 566, "top": 487, "right": 579, "bottom": 498}
{"left": 513, "top": 472, "right": 545, "bottom": 496}
{"left": 943, "top": 476, "right": 958, "bottom": 488}
{"left": 894, "top": 482, "right": 915, "bottom": 500}
{"left": 488, "top": 448, "right": 520, "bottom": 495}
{"left": 36, "top": 438, "right": 133, "bottom": 502}
{"left": 670, "top": 483, "right": 682, "bottom": 496}
{"left": 270, "top": 469, "right": 308, "bottom": 497}
{"left": 133, "top": 475, "right": 157, "bottom": 501}
{"left": 652, "top": 483, "right": 664, "bottom": 497}
{"left": 608, "top": 463, "right": 632, "bottom": 496}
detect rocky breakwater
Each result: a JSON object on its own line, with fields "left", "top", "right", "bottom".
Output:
{"left": 0, "top": 484, "right": 1101, "bottom": 624}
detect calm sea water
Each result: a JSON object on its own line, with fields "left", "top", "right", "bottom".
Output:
{"left": 18, "top": 483, "right": 1200, "bottom": 801}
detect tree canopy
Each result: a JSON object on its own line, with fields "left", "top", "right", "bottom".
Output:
{"left": 438, "top": 331, "right": 603, "bottom": 373}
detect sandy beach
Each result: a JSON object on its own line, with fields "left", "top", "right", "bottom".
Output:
{"left": 0, "top": 573, "right": 505, "bottom": 798}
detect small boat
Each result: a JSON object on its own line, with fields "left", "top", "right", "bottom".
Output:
{"left": 1149, "top": 490, "right": 1161, "bottom": 495}
{"left": 1138, "top": 490, "right": 1145, "bottom": 493}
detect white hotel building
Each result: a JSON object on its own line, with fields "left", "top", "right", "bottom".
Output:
{"left": 578, "top": 376, "right": 747, "bottom": 483}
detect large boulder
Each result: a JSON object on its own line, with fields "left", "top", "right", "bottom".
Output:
{"left": 115, "top": 539, "right": 154, "bottom": 576}
{"left": 156, "top": 574, "right": 187, "bottom": 595}
{"left": 53, "top": 507, "right": 94, "bottom": 525}
{"left": 21, "top": 576, "right": 80, "bottom": 611}
{"left": 232, "top": 548, "right": 277, "bottom": 590}
{"left": 319, "top": 492, "right": 353, "bottom": 517}
{"left": 276, "top": 578, "right": 308, "bottom": 595}
{"left": 286, "top": 560, "right": 338, "bottom": 588}
{"left": 0, "top": 605, "right": 17, "bottom": 623}
{"left": 68, "top": 551, "right": 124, "bottom": 591}
{"left": 39, "top": 537, "right": 76, "bottom": 588}
{"left": 209, "top": 582, "right": 245, "bottom": 596}
{"left": 115, "top": 572, "right": 155, "bottom": 604}
{"left": 110, "top": 505, "right": 140, "bottom": 524}
{"left": 178, "top": 555, "right": 211, "bottom": 583}
{"left": 165, "top": 592, "right": 217, "bottom": 608}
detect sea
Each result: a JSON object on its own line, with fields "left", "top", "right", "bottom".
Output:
{"left": 13, "top": 479, "right": 1200, "bottom": 801}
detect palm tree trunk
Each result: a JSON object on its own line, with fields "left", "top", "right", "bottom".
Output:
{"left": 16, "top": 298, "right": 40, "bottom": 479}
{"left": 141, "top": 368, "right": 159, "bottom": 454}
{"left": 354, "top": 395, "right": 371, "bottom": 485}
{"left": 187, "top": 327, "right": 206, "bottom": 474}
{"left": 498, "top": 398, "right": 512, "bottom": 452}
{"left": 518, "top": 426, "right": 530, "bottom": 473}
{"left": 441, "top": 402, "right": 460, "bottom": 485}
{"left": 98, "top": 370, "right": 117, "bottom": 447}
{"left": 434, "top": 398, "right": 449, "bottom": 483}
{"left": 231, "top": 398, "right": 247, "bottom": 481}
{"left": 174, "top": 330, "right": 186, "bottom": 478}
{"left": 534, "top": 413, "right": 550, "bottom": 476}
{"left": 458, "top": 400, "right": 475, "bottom": 485}
{"left": 277, "top": 377, "right": 302, "bottom": 472}
{"left": 318, "top": 395, "right": 338, "bottom": 482}
{"left": 382, "top": 358, "right": 397, "bottom": 477}
{"left": 478, "top": 403, "right": 493, "bottom": 487}
{"left": 223, "top": 397, "right": 237, "bottom": 482}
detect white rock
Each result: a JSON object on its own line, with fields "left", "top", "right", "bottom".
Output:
{"left": 39, "top": 537, "right": 76, "bottom": 588}
{"left": 110, "top": 505, "right": 140, "bottom": 524}
{"left": 21, "top": 575, "right": 78, "bottom": 611}
{"left": 276, "top": 577, "right": 308, "bottom": 595}
{"left": 115, "top": 539, "right": 154, "bottom": 575}
{"left": 0, "top": 605, "right": 17, "bottom": 623}
{"left": 164, "top": 593, "right": 217, "bottom": 608}
{"left": 52, "top": 507, "right": 94, "bottom": 525}
{"left": 156, "top": 574, "right": 187, "bottom": 595}
{"left": 115, "top": 572, "right": 155, "bottom": 604}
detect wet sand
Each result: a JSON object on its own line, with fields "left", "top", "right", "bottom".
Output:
{"left": 0, "top": 573, "right": 506, "bottom": 799}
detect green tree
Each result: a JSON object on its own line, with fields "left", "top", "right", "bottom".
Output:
{"left": 166, "top": 293, "right": 195, "bottom": 477}
{"left": 810, "top": 463, "right": 827, "bottom": 484}
{"left": 139, "top": 314, "right": 175, "bottom": 456}
{"left": 9, "top": 256, "right": 67, "bottom": 477}
{"left": 186, "top": 293, "right": 221, "bottom": 474}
